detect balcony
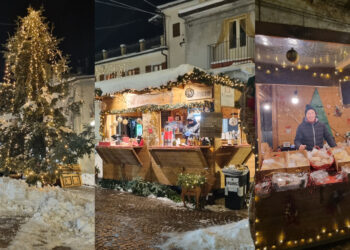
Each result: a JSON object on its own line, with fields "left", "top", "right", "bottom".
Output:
{"left": 95, "top": 36, "right": 164, "bottom": 62}
{"left": 208, "top": 36, "right": 254, "bottom": 68}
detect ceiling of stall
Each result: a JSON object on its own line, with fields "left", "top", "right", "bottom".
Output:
{"left": 255, "top": 35, "right": 350, "bottom": 70}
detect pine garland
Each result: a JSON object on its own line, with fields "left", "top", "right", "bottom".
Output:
{"left": 97, "top": 67, "right": 245, "bottom": 97}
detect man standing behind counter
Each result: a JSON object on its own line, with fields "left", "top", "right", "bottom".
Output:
{"left": 294, "top": 104, "right": 337, "bottom": 151}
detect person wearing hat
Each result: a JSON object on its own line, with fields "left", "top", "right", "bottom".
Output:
{"left": 183, "top": 113, "right": 200, "bottom": 139}
{"left": 294, "top": 104, "right": 336, "bottom": 151}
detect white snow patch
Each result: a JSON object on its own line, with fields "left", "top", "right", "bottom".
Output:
{"left": 59, "top": 126, "right": 74, "bottom": 133}
{"left": 147, "top": 195, "right": 195, "bottom": 209}
{"left": 204, "top": 204, "right": 233, "bottom": 213}
{"left": 95, "top": 64, "right": 200, "bottom": 95}
{"left": 0, "top": 177, "right": 94, "bottom": 250}
{"left": 159, "top": 219, "right": 254, "bottom": 250}
{"left": 81, "top": 173, "right": 95, "bottom": 186}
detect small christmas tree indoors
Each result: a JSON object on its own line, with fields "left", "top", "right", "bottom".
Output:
{"left": 0, "top": 8, "right": 94, "bottom": 185}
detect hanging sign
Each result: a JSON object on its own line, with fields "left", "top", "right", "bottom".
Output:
{"left": 185, "top": 84, "right": 213, "bottom": 101}
{"left": 221, "top": 86, "right": 235, "bottom": 107}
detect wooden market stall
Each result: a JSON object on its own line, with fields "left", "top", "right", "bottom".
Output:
{"left": 95, "top": 64, "right": 254, "bottom": 192}
{"left": 253, "top": 35, "right": 350, "bottom": 249}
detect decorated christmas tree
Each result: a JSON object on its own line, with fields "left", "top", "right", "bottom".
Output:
{"left": 0, "top": 8, "right": 94, "bottom": 185}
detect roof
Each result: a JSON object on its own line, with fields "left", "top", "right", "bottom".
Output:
{"left": 95, "top": 64, "right": 197, "bottom": 95}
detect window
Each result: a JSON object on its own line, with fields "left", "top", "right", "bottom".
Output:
{"left": 229, "top": 21, "right": 237, "bottom": 49}
{"left": 145, "top": 65, "right": 152, "bottom": 73}
{"left": 173, "top": 22, "right": 180, "bottom": 37}
{"left": 229, "top": 18, "right": 246, "bottom": 49}
{"left": 153, "top": 64, "right": 161, "bottom": 71}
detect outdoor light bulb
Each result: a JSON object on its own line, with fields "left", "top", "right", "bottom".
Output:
{"left": 90, "top": 120, "right": 95, "bottom": 126}
{"left": 291, "top": 97, "right": 299, "bottom": 104}
{"left": 263, "top": 103, "right": 271, "bottom": 111}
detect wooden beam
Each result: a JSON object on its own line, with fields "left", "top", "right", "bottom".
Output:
{"left": 256, "top": 21, "right": 350, "bottom": 44}
{"left": 272, "top": 85, "right": 278, "bottom": 150}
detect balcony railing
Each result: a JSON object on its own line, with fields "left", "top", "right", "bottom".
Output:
{"left": 95, "top": 36, "right": 164, "bottom": 62}
{"left": 208, "top": 36, "right": 254, "bottom": 68}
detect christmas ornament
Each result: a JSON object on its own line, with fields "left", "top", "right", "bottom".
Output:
{"left": 286, "top": 48, "right": 299, "bottom": 63}
{"left": 122, "top": 119, "right": 128, "bottom": 125}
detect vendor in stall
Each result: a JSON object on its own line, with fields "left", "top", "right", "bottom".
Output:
{"left": 294, "top": 104, "right": 336, "bottom": 151}
{"left": 183, "top": 113, "right": 200, "bottom": 139}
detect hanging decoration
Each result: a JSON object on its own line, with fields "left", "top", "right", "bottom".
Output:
{"left": 286, "top": 48, "right": 299, "bottom": 63}
{"left": 122, "top": 119, "right": 128, "bottom": 125}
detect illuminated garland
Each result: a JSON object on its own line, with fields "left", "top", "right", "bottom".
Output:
{"left": 108, "top": 101, "right": 212, "bottom": 114}
{"left": 97, "top": 67, "right": 246, "bottom": 97}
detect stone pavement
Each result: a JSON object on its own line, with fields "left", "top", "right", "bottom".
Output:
{"left": 95, "top": 188, "right": 248, "bottom": 249}
{"left": 0, "top": 216, "right": 26, "bottom": 248}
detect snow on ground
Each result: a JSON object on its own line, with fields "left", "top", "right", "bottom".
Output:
{"left": 159, "top": 219, "right": 254, "bottom": 250}
{"left": 0, "top": 177, "right": 94, "bottom": 250}
{"left": 147, "top": 194, "right": 195, "bottom": 209}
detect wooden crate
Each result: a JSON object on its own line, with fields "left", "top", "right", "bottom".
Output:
{"left": 60, "top": 173, "right": 82, "bottom": 187}
{"left": 257, "top": 151, "right": 310, "bottom": 181}
{"left": 61, "top": 164, "right": 82, "bottom": 173}
{"left": 331, "top": 147, "right": 350, "bottom": 172}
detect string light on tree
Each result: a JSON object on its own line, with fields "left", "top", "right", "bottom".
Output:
{"left": 0, "top": 8, "right": 94, "bottom": 185}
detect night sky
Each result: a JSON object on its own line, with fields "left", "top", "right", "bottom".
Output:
{"left": 0, "top": 0, "right": 94, "bottom": 80}
{"left": 95, "top": 0, "right": 173, "bottom": 53}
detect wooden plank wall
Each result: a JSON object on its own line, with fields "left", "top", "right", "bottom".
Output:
{"left": 258, "top": 85, "right": 350, "bottom": 151}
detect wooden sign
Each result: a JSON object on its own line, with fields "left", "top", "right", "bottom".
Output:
{"left": 200, "top": 112, "right": 223, "bottom": 138}
{"left": 125, "top": 91, "right": 173, "bottom": 108}
{"left": 185, "top": 84, "right": 213, "bottom": 101}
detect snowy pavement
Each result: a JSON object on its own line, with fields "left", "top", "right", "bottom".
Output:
{"left": 0, "top": 177, "right": 94, "bottom": 250}
{"left": 95, "top": 187, "right": 253, "bottom": 249}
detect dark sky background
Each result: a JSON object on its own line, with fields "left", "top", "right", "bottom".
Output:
{"left": 0, "top": 0, "right": 94, "bottom": 80}
{"left": 95, "top": 0, "right": 174, "bottom": 53}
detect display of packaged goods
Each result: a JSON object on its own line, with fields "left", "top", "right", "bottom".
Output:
{"left": 307, "top": 148, "right": 334, "bottom": 168}
{"left": 261, "top": 153, "right": 286, "bottom": 170}
{"left": 331, "top": 147, "right": 350, "bottom": 162}
{"left": 286, "top": 151, "right": 309, "bottom": 168}
{"left": 342, "top": 165, "right": 350, "bottom": 174}
{"left": 310, "top": 170, "right": 346, "bottom": 185}
{"left": 255, "top": 181, "right": 272, "bottom": 196}
{"left": 272, "top": 172, "right": 308, "bottom": 191}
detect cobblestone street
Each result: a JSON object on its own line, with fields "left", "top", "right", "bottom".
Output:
{"left": 95, "top": 188, "right": 248, "bottom": 249}
{"left": 0, "top": 216, "right": 26, "bottom": 248}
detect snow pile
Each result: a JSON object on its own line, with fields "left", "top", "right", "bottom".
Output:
{"left": 147, "top": 194, "right": 195, "bottom": 209}
{"left": 0, "top": 177, "right": 94, "bottom": 250}
{"left": 81, "top": 173, "right": 95, "bottom": 186}
{"left": 159, "top": 219, "right": 254, "bottom": 250}
{"left": 95, "top": 64, "right": 198, "bottom": 95}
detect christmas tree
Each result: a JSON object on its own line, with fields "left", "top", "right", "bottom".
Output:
{"left": 0, "top": 8, "right": 94, "bottom": 185}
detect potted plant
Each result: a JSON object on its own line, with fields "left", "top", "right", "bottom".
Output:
{"left": 177, "top": 173, "right": 206, "bottom": 208}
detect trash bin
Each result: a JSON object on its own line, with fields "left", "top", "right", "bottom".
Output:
{"left": 223, "top": 168, "right": 250, "bottom": 210}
